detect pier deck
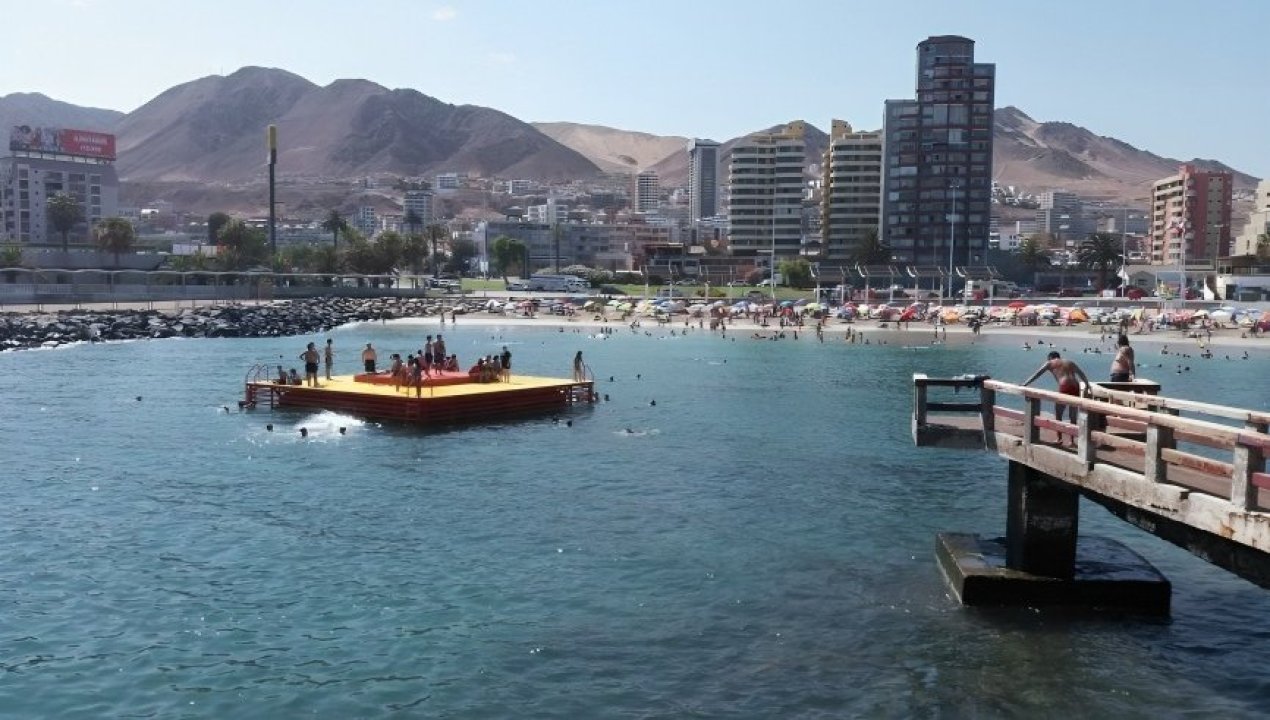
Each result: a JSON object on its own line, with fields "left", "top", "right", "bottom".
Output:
{"left": 245, "top": 369, "right": 594, "bottom": 425}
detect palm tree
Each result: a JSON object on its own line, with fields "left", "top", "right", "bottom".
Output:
{"left": 322, "top": 210, "right": 349, "bottom": 250}
{"left": 1077, "top": 232, "right": 1123, "bottom": 292}
{"left": 46, "top": 192, "right": 83, "bottom": 252}
{"left": 207, "top": 211, "right": 231, "bottom": 246}
{"left": 851, "top": 227, "right": 891, "bottom": 265}
{"left": 425, "top": 223, "right": 447, "bottom": 277}
{"left": 93, "top": 217, "right": 136, "bottom": 268}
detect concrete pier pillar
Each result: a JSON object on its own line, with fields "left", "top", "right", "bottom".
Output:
{"left": 1006, "top": 460, "right": 1079, "bottom": 579}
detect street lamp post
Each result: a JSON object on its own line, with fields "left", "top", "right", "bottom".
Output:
{"left": 947, "top": 181, "right": 959, "bottom": 304}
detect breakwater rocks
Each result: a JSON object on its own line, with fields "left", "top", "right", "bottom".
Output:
{"left": 0, "top": 297, "right": 461, "bottom": 351}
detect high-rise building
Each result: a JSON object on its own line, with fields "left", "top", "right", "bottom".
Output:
{"left": 881, "top": 35, "right": 995, "bottom": 266}
{"left": 820, "top": 120, "right": 882, "bottom": 262}
{"left": 1233, "top": 179, "right": 1270, "bottom": 257}
{"left": 1035, "top": 190, "right": 1087, "bottom": 244}
{"left": 634, "top": 171, "right": 660, "bottom": 212}
{"left": 355, "top": 206, "right": 377, "bottom": 238}
{"left": 727, "top": 121, "right": 806, "bottom": 260}
{"left": 0, "top": 125, "right": 119, "bottom": 245}
{"left": 687, "top": 139, "right": 720, "bottom": 222}
{"left": 402, "top": 190, "right": 433, "bottom": 229}
{"left": 1149, "top": 164, "right": 1233, "bottom": 265}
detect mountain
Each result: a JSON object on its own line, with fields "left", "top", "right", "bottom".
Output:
{"left": 532, "top": 122, "right": 689, "bottom": 174}
{"left": 0, "top": 92, "right": 123, "bottom": 134}
{"left": 992, "top": 106, "right": 1258, "bottom": 203}
{"left": 113, "top": 66, "right": 601, "bottom": 183}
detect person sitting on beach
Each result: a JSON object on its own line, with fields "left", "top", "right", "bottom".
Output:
{"left": 1022, "top": 351, "right": 1092, "bottom": 429}
{"left": 1109, "top": 334, "right": 1136, "bottom": 382}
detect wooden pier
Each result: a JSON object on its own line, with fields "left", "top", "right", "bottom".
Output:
{"left": 913, "top": 374, "right": 1270, "bottom": 614}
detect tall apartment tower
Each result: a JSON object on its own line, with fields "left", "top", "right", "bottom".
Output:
{"left": 881, "top": 35, "right": 995, "bottom": 266}
{"left": 727, "top": 121, "right": 806, "bottom": 259}
{"left": 402, "top": 190, "right": 433, "bottom": 228}
{"left": 0, "top": 126, "right": 119, "bottom": 244}
{"left": 820, "top": 120, "right": 882, "bottom": 262}
{"left": 634, "top": 171, "right": 660, "bottom": 212}
{"left": 1233, "top": 179, "right": 1270, "bottom": 257}
{"left": 687, "top": 139, "right": 720, "bottom": 222}
{"left": 1035, "top": 190, "right": 1087, "bottom": 244}
{"left": 1149, "top": 164, "right": 1233, "bottom": 265}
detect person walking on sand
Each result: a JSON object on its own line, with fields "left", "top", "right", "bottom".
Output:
{"left": 573, "top": 351, "right": 585, "bottom": 382}
{"left": 299, "top": 342, "right": 321, "bottom": 387}
{"left": 362, "top": 343, "right": 378, "bottom": 373}
{"left": 323, "top": 338, "right": 335, "bottom": 380}
{"left": 1023, "top": 351, "right": 1092, "bottom": 428}
{"left": 1109, "top": 334, "right": 1136, "bottom": 382}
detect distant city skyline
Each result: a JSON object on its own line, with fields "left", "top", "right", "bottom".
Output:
{"left": 2, "top": 0, "right": 1267, "bottom": 177}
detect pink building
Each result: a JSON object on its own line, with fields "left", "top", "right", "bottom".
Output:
{"left": 1149, "top": 164, "right": 1233, "bottom": 264}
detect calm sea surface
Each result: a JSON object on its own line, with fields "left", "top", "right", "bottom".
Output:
{"left": 2, "top": 320, "right": 1269, "bottom": 718}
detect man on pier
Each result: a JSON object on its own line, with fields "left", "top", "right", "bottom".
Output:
{"left": 1022, "top": 351, "right": 1091, "bottom": 426}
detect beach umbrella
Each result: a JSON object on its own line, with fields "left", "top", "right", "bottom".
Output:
{"left": 804, "top": 302, "right": 822, "bottom": 312}
{"left": 780, "top": 300, "right": 795, "bottom": 307}
{"left": 1007, "top": 300, "right": 1028, "bottom": 309}
{"left": 606, "top": 299, "right": 621, "bottom": 306}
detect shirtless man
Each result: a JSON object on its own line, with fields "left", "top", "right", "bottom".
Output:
{"left": 1022, "top": 351, "right": 1091, "bottom": 425}
{"left": 299, "top": 342, "right": 321, "bottom": 387}
{"left": 323, "top": 338, "right": 335, "bottom": 380}
{"left": 361, "top": 343, "right": 377, "bottom": 373}
{"left": 1109, "top": 334, "right": 1136, "bottom": 382}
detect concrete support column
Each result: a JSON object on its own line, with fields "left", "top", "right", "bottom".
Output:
{"left": 1006, "top": 460, "right": 1080, "bottom": 579}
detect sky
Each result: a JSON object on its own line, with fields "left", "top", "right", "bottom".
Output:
{"left": 2, "top": 0, "right": 1267, "bottom": 177}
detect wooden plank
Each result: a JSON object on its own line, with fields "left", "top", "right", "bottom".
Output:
{"left": 926, "top": 401, "right": 983, "bottom": 413}
{"left": 1160, "top": 448, "right": 1234, "bottom": 478}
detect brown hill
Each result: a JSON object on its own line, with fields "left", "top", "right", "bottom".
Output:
{"left": 114, "top": 67, "right": 601, "bottom": 183}
{"left": 993, "top": 106, "right": 1258, "bottom": 204}
{"left": 532, "top": 122, "right": 689, "bottom": 174}
{"left": 0, "top": 92, "right": 123, "bottom": 134}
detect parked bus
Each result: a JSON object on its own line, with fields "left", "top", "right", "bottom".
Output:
{"left": 963, "top": 279, "right": 1018, "bottom": 300}
{"left": 528, "top": 274, "right": 589, "bottom": 292}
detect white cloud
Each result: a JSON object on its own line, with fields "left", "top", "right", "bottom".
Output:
{"left": 432, "top": 6, "right": 457, "bottom": 21}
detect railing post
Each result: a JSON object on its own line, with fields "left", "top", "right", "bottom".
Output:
{"left": 979, "top": 385, "right": 996, "bottom": 438}
{"left": 913, "top": 375, "right": 928, "bottom": 428}
{"left": 1232, "top": 421, "right": 1268, "bottom": 510}
{"left": 1076, "top": 407, "right": 1095, "bottom": 467}
{"left": 1024, "top": 396, "right": 1041, "bottom": 447}
{"left": 1145, "top": 423, "right": 1174, "bottom": 484}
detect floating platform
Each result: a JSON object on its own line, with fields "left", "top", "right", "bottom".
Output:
{"left": 936, "top": 532, "right": 1171, "bottom": 616}
{"left": 244, "top": 366, "right": 595, "bottom": 425}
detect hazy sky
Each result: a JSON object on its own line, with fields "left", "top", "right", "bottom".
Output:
{"left": 3, "top": 0, "right": 1266, "bottom": 177}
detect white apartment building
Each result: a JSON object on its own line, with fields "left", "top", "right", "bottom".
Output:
{"left": 820, "top": 119, "right": 882, "bottom": 262}
{"left": 727, "top": 122, "right": 806, "bottom": 259}
{"left": 402, "top": 190, "right": 433, "bottom": 228}
{"left": 1233, "top": 179, "right": 1270, "bottom": 256}
{"left": 527, "top": 198, "right": 570, "bottom": 225}
{"left": 635, "top": 171, "right": 660, "bottom": 213}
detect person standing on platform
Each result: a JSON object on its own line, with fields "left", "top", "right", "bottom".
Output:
{"left": 573, "top": 351, "right": 585, "bottom": 382}
{"left": 500, "top": 346, "right": 512, "bottom": 382}
{"left": 299, "top": 342, "right": 321, "bottom": 387}
{"left": 323, "top": 338, "right": 335, "bottom": 380}
{"left": 434, "top": 335, "right": 447, "bottom": 371}
{"left": 1022, "top": 351, "right": 1092, "bottom": 429}
{"left": 1109, "top": 334, "right": 1136, "bottom": 382}
{"left": 362, "top": 343, "right": 377, "bottom": 373}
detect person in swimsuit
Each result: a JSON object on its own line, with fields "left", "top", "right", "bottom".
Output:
{"left": 1023, "top": 351, "right": 1091, "bottom": 425}
{"left": 323, "top": 339, "right": 335, "bottom": 380}
{"left": 362, "top": 343, "right": 377, "bottom": 373}
{"left": 1109, "top": 334, "right": 1135, "bottom": 382}
{"left": 299, "top": 342, "right": 321, "bottom": 387}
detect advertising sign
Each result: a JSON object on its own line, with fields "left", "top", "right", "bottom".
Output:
{"left": 9, "top": 125, "right": 116, "bottom": 160}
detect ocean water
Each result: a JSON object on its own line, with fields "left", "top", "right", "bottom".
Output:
{"left": 2, "top": 320, "right": 1269, "bottom": 718}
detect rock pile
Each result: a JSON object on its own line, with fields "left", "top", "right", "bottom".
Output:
{"left": 0, "top": 297, "right": 462, "bottom": 351}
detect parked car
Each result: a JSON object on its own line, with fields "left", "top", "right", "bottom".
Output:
{"left": 506, "top": 281, "right": 529, "bottom": 291}
{"left": 598, "top": 284, "right": 624, "bottom": 295}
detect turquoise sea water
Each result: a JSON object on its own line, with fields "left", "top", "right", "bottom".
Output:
{"left": 2, "top": 320, "right": 1269, "bottom": 718}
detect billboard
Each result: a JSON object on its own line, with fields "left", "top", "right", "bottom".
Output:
{"left": 9, "top": 125, "right": 116, "bottom": 160}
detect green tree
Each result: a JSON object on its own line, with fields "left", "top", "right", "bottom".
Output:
{"left": 93, "top": 217, "right": 136, "bottom": 267}
{"left": 445, "top": 237, "right": 478, "bottom": 275}
{"left": 778, "top": 258, "right": 814, "bottom": 289}
{"left": 207, "top": 211, "right": 231, "bottom": 246}
{"left": 850, "top": 227, "right": 891, "bottom": 265}
{"left": 216, "top": 219, "right": 268, "bottom": 271}
{"left": 403, "top": 209, "right": 423, "bottom": 236}
{"left": 374, "top": 230, "right": 406, "bottom": 277}
{"left": 491, "top": 235, "right": 518, "bottom": 278}
{"left": 322, "top": 210, "right": 349, "bottom": 250}
{"left": 1077, "top": 232, "right": 1123, "bottom": 292}
{"left": 1016, "top": 237, "right": 1052, "bottom": 278}
{"left": 47, "top": 192, "right": 84, "bottom": 252}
